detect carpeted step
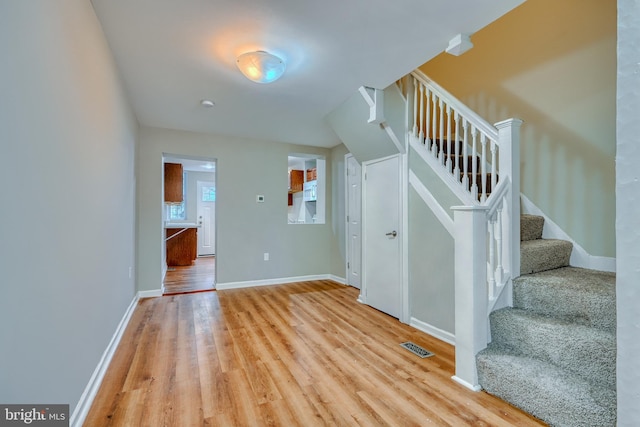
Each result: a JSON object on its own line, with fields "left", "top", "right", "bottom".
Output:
{"left": 477, "top": 346, "right": 616, "bottom": 427}
{"left": 521, "top": 214, "right": 544, "bottom": 241}
{"left": 514, "top": 267, "right": 616, "bottom": 333}
{"left": 489, "top": 308, "right": 616, "bottom": 390}
{"left": 520, "top": 238, "right": 572, "bottom": 274}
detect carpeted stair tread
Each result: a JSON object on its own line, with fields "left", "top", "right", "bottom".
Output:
{"left": 520, "top": 214, "right": 544, "bottom": 241}
{"left": 520, "top": 238, "right": 572, "bottom": 274}
{"left": 514, "top": 267, "right": 616, "bottom": 333}
{"left": 489, "top": 308, "right": 616, "bottom": 390}
{"left": 477, "top": 346, "right": 617, "bottom": 427}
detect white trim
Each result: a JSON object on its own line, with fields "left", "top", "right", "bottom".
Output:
{"left": 70, "top": 294, "right": 140, "bottom": 427}
{"left": 138, "top": 289, "right": 163, "bottom": 298}
{"left": 409, "top": 317, "right": 456, "bottom": 346}
{"left": 328, "top": 275, "right": 347, "bottom": 285}
{"left": 216, "top": 274, "right": 341, "bottom": 290}
{"left": 451, "top": 375, "right": 482, "bottom": 392}
{"left": 401, "top": 150, "right": 410, "bottom": 324}
{"left": 381, "top": 122, "right": 406, "bottom": 155}
{"left": 520, "top": 194, "right": 616, "bottom": 272}
{"left": 408, "top": 170, "right": 455, "bottom": 237}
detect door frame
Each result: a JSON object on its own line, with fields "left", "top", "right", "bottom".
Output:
{"left": 344, "top": 153, "right": 362, "bottom": 289}
{"left": 360, "top": 153, "right": 409, "bottom": 323}
{"left": 161, "top": 153, "right": 218, "bottom": 291}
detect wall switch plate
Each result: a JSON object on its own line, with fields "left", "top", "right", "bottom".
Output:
{"left": 256, "top": 195, "right": 265, "bottom": 203}
{"left": 264, "top": 252, "right": 269, "bottom": 261}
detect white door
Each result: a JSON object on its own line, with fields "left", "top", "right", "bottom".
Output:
{"left": 363, "top": 155, "right": 402, "bottom": 318}
{"left": 197, "top": 180, "right": 215, "bottom": 256}
{"left": 346, "top": 154, "right": 362, "bottom": 289}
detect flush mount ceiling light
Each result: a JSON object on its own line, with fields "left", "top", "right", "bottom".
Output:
{"left": 236, "top": 50, "right": 286, "bottom": 84}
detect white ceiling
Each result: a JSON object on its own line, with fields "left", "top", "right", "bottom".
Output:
{"left": 91, "top": 0, "right": 524, "bottom": 148}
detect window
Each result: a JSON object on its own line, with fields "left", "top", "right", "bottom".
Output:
{"left": 202, "top": 186, "right": 216, "bottom": 202}
{"left": 167, "top": 172, "right": 187, "bottom": 220}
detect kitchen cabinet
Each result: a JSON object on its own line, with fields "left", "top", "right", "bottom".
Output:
{"left": 288, "top": 169, "right": 303, "bottom": 206}
{"left": 288, "top": 170, "right": 303, "bottom": 192}
{"left": 166, "top": 227, "right": 197, "bottom": 266}
{"left": 164, "top": 162, "right": 183, "bottom": 203}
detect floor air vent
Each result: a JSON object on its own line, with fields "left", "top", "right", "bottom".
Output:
{"left": 400, "top": 342, "right": 434, "bottom": 359}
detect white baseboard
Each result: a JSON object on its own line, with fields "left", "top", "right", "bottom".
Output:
{"left": 520, "top": 194, "right": 616, "bottom": 273}
{"left": 409, "top": 317, "right": 456, "bottom": 346}
{"left": 328, "top": 275, "right": 347, "bottom": 285}
{"left": 451, "top": 375, "right": 482, "bottom": 391}
{"left": 138, "top": 289, "right": 162, "bottom": 298}
{"left": 216, "top": 274, "right": 344, "bottom": 290}
{"left": 69, "top": 293, "right": 140, "bottom": 427}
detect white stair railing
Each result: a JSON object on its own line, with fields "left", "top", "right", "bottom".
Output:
{"left": 405, "top": 71, "right": 522, "bottom": 390}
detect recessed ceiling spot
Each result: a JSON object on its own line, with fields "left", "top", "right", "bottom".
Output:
{"left": 201, "top": 99, "right": 215, "bottom": 108}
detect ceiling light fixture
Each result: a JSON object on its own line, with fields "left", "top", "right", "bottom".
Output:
{"left": 236, "top": 50, "right": 286, "bottom": 84}
{"left": 200, "top": 99, "right": 215, "bottom": 108}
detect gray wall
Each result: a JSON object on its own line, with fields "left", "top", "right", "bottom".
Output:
{"left": 0, "top": 0, "right": 137, "bottom": 412}
{"left": 409, "top": 188, "right": 455, "bottom": 334}
{"left": 326, "top": 90, "right": 399, "bottom": 163}
{"left": 616, "top": 0, "right": 640, "bottom": 423}
{"left": 138, "top": 127, "right": 337, "bottom": 290}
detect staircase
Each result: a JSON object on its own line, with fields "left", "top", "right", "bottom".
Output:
{"left": 477, "top": 214, "right": 617, "bottom": 426}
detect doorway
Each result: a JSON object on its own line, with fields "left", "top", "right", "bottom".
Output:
{"left": 162, "top": 155, "right": 217, "bottom": 295}
{"left": 361, "top": 154, "right": 403, "bottom": 318}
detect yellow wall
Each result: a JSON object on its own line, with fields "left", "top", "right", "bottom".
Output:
{"left": 419, "top": 0, "right": 616, "bottom": 258}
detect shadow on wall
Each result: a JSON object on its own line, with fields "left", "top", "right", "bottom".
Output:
{"left": 419, "top": 0, "right": 616, "bottom": 257}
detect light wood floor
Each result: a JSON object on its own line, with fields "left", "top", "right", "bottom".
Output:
{"left": 84, "top": 281, "right": 546, "bottom": 426}
{"left": 163, "top": 256, "right": 215, "bottom": 295}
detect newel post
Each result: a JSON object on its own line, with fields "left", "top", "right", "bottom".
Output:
{"left": 494, "top": 118, "right": 523, "bottom": 280}
{"left": 451, "top": 205, "right": 489, "bottom": 391}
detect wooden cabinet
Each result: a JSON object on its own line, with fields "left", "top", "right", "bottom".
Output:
{"left": 166, "top": 227, "right": 197, "bottom": 266}
{"left": 288, "top": 169, "right": 303, "bottom": 206}
{"left": 164, "top": 163, "right": 183, "bottom": 203}
{"left": 289, "top": 170, "right": 303, "bottom": 192}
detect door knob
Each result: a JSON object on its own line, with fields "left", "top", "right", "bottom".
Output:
{"left": 386, "top": 231, "right": 397, "bottom": 237}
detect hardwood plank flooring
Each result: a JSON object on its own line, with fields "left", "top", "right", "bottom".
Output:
{"left": 84, "top": 281, "right": 547, "bottom": 426}
{"left": 163, "top": 256, "right": 215, "bottom": 295}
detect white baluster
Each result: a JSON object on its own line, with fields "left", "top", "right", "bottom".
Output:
{"left": 425, "top": 88, "right": 430, "bottom": 150}
{"left": 462, "top": 118, "right": 469, "bottom": 188}
{"left": 480, "top": 133, "right": 487, "bottom": 203}
{"left": 446, "top": 105, "right": 452, "bottom": 171}
{"left": 453, "top": 111, "right": 460, "bottom": 177}
{"left": 431, "top": 93, "right": 437, "bottom": 157}
{"left": 496, "top": 203, "right": 504, "bottom": 284}
{"left": 413, "top": 78, "right": 419, "bottom": 137}
{"left": 439, "top": 98, "right": 444, "bottom": 165}
{"left": 471, "top": 126, "right": 478, "bottom": 200}
{"left": 490, "top": 139, "right": 497, "bottom": 198}
{"left": 488, "top": 212, "right": 496, "bottom": 301}
{"left": 418, "top": 83, "right": 424, "bottom": 142}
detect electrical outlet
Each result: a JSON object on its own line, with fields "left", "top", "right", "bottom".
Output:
{"left": 256, "top": 195, "right": 265, "bottom": 203}
{"left": 264, "top": 252, "right": 269, "bottom": 261}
